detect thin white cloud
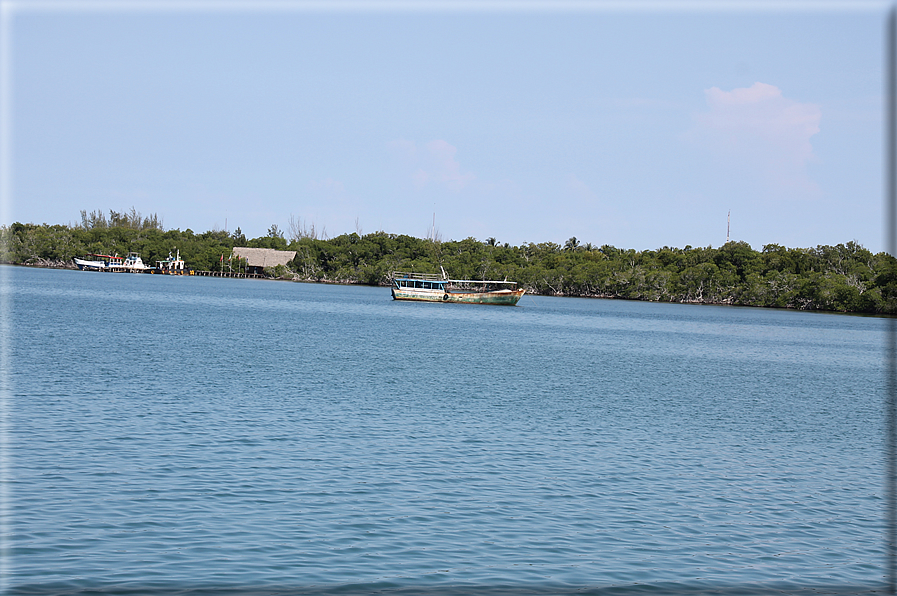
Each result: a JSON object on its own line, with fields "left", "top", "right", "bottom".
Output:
{"left": 390, "top": 139, "right": 475, "bottom": 191}
{"left": 691, "top": 82, "right": 821, "bottom": 195}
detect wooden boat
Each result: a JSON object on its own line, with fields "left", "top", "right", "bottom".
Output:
{"left": 391, "top": 271, "right": 525, "bottom": 306}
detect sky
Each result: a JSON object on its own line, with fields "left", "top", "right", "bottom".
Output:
{"left": 0, "top": 0, "right": 889, "bottom": 253}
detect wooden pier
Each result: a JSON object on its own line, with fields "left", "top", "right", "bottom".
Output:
{"left": 190, "top": 270, "right": 264, "bottom": 279}
{"left": 77, "top": 261, "right": 267, "bottom": 279}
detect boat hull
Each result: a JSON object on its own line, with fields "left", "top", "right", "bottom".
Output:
{"left": 73, "top": 258, "right": 106, "bottom": 271}
{"left": 391, "top": 287, "right": 525, "bottom": 306}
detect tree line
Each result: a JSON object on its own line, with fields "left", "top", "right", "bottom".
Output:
{"left": 3, "top": 212, "right": 897, "bottom": 315}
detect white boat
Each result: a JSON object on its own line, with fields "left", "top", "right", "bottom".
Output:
{"left": 73, "top": 255, "right": 109, "bottom": 271}
{"left": 74, "top": 253, "right": 125, "bottom": 271}
{"left": 107, "top": 252, "right": 148, "bottom": 272}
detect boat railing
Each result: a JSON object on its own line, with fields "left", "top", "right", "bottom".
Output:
{"left": 392, "top": 271, "right": 443, "bottom": 281}
{"left": 448, "top": 279, "right": 518, "bottom": 286}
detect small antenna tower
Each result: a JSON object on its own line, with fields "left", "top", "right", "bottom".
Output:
{"left": 726, "top": 210, "right": 730, "bottom": 244}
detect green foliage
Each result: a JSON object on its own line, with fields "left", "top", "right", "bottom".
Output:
{"left": 265, "top": 264, "right": 293, "bottom": 280}
{"left": 4, "top": 215, "right": 897, "bottom": 314}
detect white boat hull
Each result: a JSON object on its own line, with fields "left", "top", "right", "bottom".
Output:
{"left": 73, "top": 258, "right": 106, "bottom": 271}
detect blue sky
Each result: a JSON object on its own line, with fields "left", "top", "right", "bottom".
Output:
{"left": 1, "top": 1, "right": 889, "bottom": 252}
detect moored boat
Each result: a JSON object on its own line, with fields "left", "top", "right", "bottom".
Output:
{"left": 73, "top": 253, "right": 124, "bottom": 271}
{"left": 107, "top": 252, "right": 148, "bottom": 272}
{"left": 391, "top": 271, "right": 525, "bottom": 306}
{"left": 73, "top": 255, "right": 108, "bottom": 271}
{"left": 153, "top": 250, "right": 186, "bottom": 274}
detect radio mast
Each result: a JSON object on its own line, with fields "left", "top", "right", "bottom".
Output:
{"left": 726, "top": 210, "right": 730, "bottom": 244}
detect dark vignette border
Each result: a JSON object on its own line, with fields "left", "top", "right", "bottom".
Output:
{"left": 2, "top": 4, "right": 896, "bottom": 596}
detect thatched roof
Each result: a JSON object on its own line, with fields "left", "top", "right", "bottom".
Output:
{"left": 232, "top": 247, "right": 297, "bottom": 268}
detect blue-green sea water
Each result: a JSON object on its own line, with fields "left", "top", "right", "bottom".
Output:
{"left": 4, "top": 265, "right": 889, "bottom": 595}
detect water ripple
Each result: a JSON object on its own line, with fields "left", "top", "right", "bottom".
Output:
{"left": 6, "top": 267, "right": 887, "bottom": 594}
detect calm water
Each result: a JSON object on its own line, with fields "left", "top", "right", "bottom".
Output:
{"left": 3, "top": 266, "right": 890, "bottom": 595}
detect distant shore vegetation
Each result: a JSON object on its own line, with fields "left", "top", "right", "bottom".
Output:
{"left": 3, "top": 209, "right": 897, "bottom": 315}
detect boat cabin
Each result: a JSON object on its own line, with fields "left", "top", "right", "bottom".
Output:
{"left": 155, "top": 250, "right": 185, "bottom": 274}
{"left": 392, "top": 272, "right": 446, "bottom": 292}
{"left": 394, "top": 279, "right": 447, "bottom": 291}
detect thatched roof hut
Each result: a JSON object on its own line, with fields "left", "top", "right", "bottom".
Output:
{"left": 232, "top": 247, "right": 297, "bottom": 274}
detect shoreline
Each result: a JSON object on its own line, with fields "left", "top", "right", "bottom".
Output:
{"left": 7, "top": 260, "right": 891, "bottom": 317}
